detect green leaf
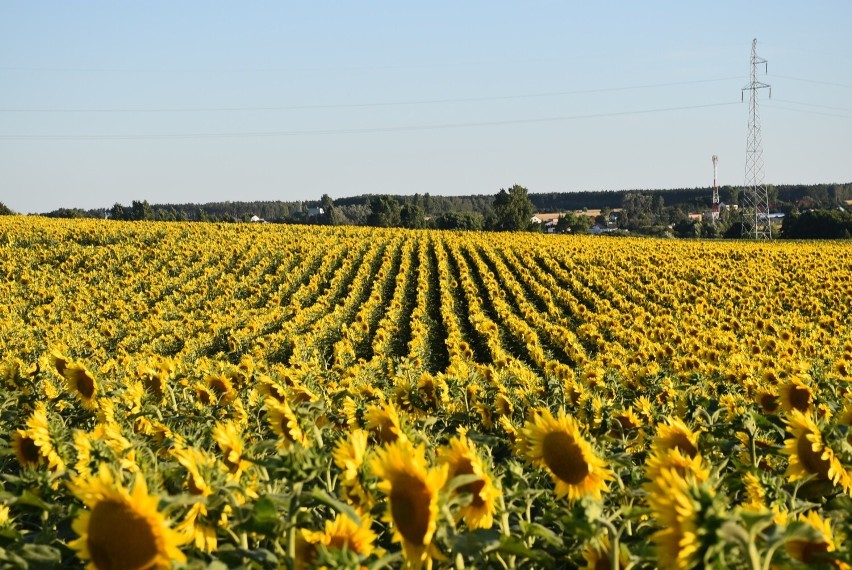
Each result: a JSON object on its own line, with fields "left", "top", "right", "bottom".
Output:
{"left": 309, "top": 488, "right": 362, "bottom": 526}
{"left": 449, "top": 528, "right": 501, "bottom": 557}
{"left": 242, "top": 495, "right": 279, "bottom": 535}
{"left": 447, "top": 473, "right": 482, "bottom": 494}
{"left": 520, "top": 521, "right": 565, "bottom": 548}
{"left": 18, "top": 544, "right": 62, "bottom": 570}
{"left": 490, "top": 536, "right": 554, "bottom": 564}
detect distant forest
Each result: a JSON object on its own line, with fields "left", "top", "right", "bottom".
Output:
{"left": 42, "top": 182, "right": 852, "bottom": 226}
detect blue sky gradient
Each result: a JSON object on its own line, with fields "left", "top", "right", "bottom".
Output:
{"left": 1, "top": 2, "right": 850, "bottom": 213}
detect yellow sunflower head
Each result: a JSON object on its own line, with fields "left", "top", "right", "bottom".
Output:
{"left": 68, "top": 464, "right": 186, "bottom": 570}
{"left": 782, "top": 410, "right": 851, "bottom": 494}
{"left": 651, "top": 417, "right": 700, "bottom": 458}
{"left": 779, "top": 376, "right": 814, "bottom": 414}
{"left": 25, "top": 401, "right": 66, "bottom": 472}
{"left": 582, "top": 534, "right": 630, "bottom": 570}
{"left": 333, "top": 429, "right": 369, "bottom": 482}
{"left": 12, "top": 429, "right": 42, "bottom": 468}
{"left": 63, "top": 362, "right": 99, "bottom": 410}
{"left": 646, "top": 468, "right": 716, "bottom": 570}
{"left": 644, "top": 447, "right": 710, "bottom": 492}
{"left": 171, "top": 445, "right": 216, "bottom": 497}
{"left": 47, "top": 347, "right": 69, "bottom": 378}
{"left": 319, "top": 513, "right": 377, "bottom": 557}
{"left": 211, "top": 421, "right": 250, "bottom": 478}
{"left": 265, "top": 397, "right": 309, "bottom": 449}
{"left": 437, "top": 433, "right": 501, "bottom": 530}
{"left": 364, "top": 401, "right": 407, "bottom": 445}
{"left": 370, "top": 439, "right": 447, "bottom": 567}
{"left": 785, "top": 510, "right": 843, "bottom": 568}
{"left": 206, "top": 373, "right": 237, "bottom": 405}
{"left": 521, "top": 408, "right": 613, "bottom": 502}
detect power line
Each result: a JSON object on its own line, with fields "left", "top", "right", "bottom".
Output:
{"left": 0, "top": 76, "right": 744, "bottom": 113}
{"left": 765, "top": 103, "right": 852, "bottom": 120}
{"left": 769, "top": 98, "right": 852, "bottom": 114}
{"left": 772, "top": 74, "right": 852, "bottom": 90}
{"left": 0, "top": 100, "right": 739, "bottom": 141}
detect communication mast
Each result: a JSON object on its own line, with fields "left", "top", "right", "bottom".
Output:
{"left": 711, "top": 155, "right": 720, "bottom": 220}
{"left": 741, "top": 38, "right": 771, "bottom": 239}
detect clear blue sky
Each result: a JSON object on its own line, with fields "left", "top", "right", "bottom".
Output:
{"left": 2, "top": 1, "right": 850, "bottom": 214}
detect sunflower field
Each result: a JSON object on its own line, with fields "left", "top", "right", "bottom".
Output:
{"left": 1, "top": 216, "right": 851, "bottom": 569}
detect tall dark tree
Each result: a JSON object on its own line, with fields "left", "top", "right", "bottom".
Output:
{"left": 400, "top": 204, "right": 425, "bottom": 229}
{"left": 130, "top": 200, "right": 152, "bottom": 221}
{"left": 492, "top": 184, "right": 534, "bottom": 231}
{"left": 368, "top": 196, "right": 402, "bottom": 227}
{"left": 0, "top": 202, "right": 14, "bottom": 215}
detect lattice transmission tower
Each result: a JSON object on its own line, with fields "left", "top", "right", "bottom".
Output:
{"left": 741, "top": 38, "right": 772, "bottom": 239}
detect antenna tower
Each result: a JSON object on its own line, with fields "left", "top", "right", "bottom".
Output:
{"left": 711, "top": 155, "right": 720, "bottom": 220}
{"left": 741, "top": 38, "right": 771, "bottom": 239}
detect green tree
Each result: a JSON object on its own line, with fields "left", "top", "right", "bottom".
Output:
{"left": 400, "top": 204, "right": 425, "bottom": 229}
{"left": 0, "top": 202, "right": 14, "bottom": 215}
{"left": 319, "top": 194, "right": 341, "bottom": 225}
{"left": 130, "top": 200, "right": 152, "bottom": 221}
{"left": 434, "top": 211, "right": 484, "bottom": 230}
{"left": 368, "top": 196, "right": 402, "bottom": 227}
{"left": 556, "top": 212, "right": 592, "bottom": 234}
{"left": 492, "top": 184, "right": 534, "bottom": 231}
{"left": 620, "top": 192, "right": 654, "bottom": 229}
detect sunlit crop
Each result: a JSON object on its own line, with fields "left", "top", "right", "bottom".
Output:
{"left": 1, "top": 216, "right": 851, "bottom": 568}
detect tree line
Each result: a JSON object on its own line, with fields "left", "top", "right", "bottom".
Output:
{"left": 22, "top": 180, "right": 852, "bottom": 239}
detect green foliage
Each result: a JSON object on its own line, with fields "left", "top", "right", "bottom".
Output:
{"left": 367, "top": 196, "right": 402, "bottom": 227}
{"left": 491, "top": 184, "right": 534, "bottom": 231}
{"left": 781, "top": 209, "right": 852, "bottom": 239}
{"left": 0, "top": 202, "right": 13, "bottom": 216}
{"left": 433, "top": 211, "right": 484, "bottom": 231}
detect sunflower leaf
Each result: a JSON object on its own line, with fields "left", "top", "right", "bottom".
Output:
{"left": 309, "top": 488, "right": 362, "bottom": 526}
{"left": 492, "top": 536, "right": 554, "bottom": 565}
{"left": 241, "top": 495, "right": 279, "bottom": 536}
{"left": 16, "top": 544, "right": 62, "bottom": 570}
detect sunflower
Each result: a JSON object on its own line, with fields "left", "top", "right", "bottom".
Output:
{"left": 785, "top": 510, "right": 849, "bottom": 569}
{"left": 333, "top": 429, "right": 369, "bottom": 482}
{"left": 319, "top": 513, "right": 377, "bottom": 557}
{"left": 173, "top": 502, "right": 217, "bottom": 553}
{"left": 646, "top": 468, "right": 702, "bottom": 570}
{"left": 171, "top": 446, "right": 215, "bottom": 497}
{"left": 26, "top": 402, "right": 66, "bottom": 472}
{"left": 521, "top": 408, "right": 613, "bottom": 502}
{"left": 651, "top": 417, "right": 699, "bottom": 458}
{"left": 370, "top": 439, "right": 447, "bottom": 568}
{"left": 644, "top": 447, "right": 709, "bottom": 492}
{"left": 437, "top": 433, "right": 500, "bottom": 530}
{"left": 211, "top": 421, "right": 251, "bottom": 480}
{"left": 12, "top": 429, "right": 42, "bottom": 468}
{"left": 333, "top": 429, "right": 371, "bottom": 509}
{"left": 206, "top": 374, "right": 237, "bottom": 405}
{"left": 740, "top": 471, "right": 766, "bottom": 511}
{"left": 265, "top": 397, "right": 309, "bottom": 448}
{"left": 364, "top": 401, "right": 407, "bottom": 445}
{"left": 68, "top": 464, "right": 186, "bottom": 570}
{"left": 47, "top": 347, "right": 69, "bottom": 377}
{"left": 779, "top": 375, "right": 815, "bottom": 414}
{"left": 63, "top": 362, "right": 99, "bottom": 410}
{"left": 781, "top": 410, "right": 851, "bottom": 494}
{"left": 582, "top": 535, "right": 630, "bottom": 570}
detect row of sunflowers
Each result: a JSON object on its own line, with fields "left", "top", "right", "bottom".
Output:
{"left": 1, "top": 216, "right": 851, "bottom": 568}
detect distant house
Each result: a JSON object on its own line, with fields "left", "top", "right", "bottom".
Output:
{"left": 307, "top": 207, "right": 325, "bottom": 217}
{"left": 531, "top": 213, "right": 564, "bottom": 234}
{"left": 250, "top": 215, "right": 265, "bottom": 223}
{"left": 530, "top": 213, "right": 562, "bottom": 232}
